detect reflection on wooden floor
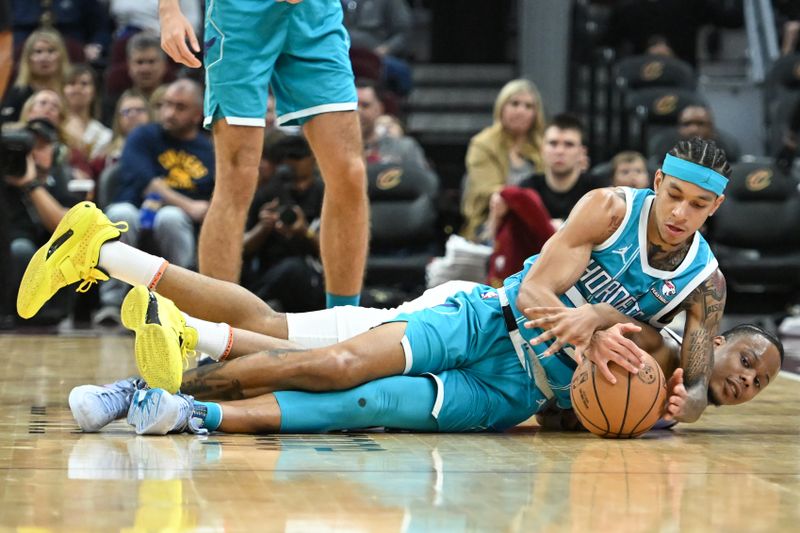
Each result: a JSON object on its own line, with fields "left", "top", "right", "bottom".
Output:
{"left": 1, "top": 333, "right": 799, "bottom": 531}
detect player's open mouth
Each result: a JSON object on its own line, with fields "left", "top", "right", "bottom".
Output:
{"left": 665, "top": 224, "right": 683, "bottom": 236}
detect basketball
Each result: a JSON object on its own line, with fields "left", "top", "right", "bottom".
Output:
{"left": 569, "top": 353, "right": 667, "bottom": 438}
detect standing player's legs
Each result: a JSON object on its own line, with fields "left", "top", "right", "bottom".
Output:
{"left": 273, "top": 0, "right": 365, "bottom": 307}
{"left": 303, "top": 112, "right": 369, "bottom": 305}
{"left": 197, "top": 123, "right": 262, "bottom": 283}
{"left": 198, "top": 0, "right": 288, "bottom": 283}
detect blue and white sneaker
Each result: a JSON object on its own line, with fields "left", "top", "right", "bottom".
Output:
{"left": 69, "top": 378, "right": 144, "bottom": 432}
{"left": 127, "top": 388, "right": 207, "bottom": 436}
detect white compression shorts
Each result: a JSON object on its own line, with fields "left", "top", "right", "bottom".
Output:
{"left": 285, "top": 281, "right": 480, "bottom": 348}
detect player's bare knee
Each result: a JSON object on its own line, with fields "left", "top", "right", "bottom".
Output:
{"left": 320, "top": 349, "right": 362, "bottom": 389}
{"left": 238, "top": 296, "right": 284, "bottom": 333}
{"left": 324, "top": 157, "right": 366, "bottom": 196}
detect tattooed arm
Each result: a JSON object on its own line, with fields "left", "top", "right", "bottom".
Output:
{"left": 182, "top": 349, "right": 306, "bottom": 401}
{"left": 515, "top": 188, "right": 653, "bottom": 376}
{"left": 516, "top": 188, "right": 627, "bottom": 312}
{"left": 671, "top": 269, "right": 727, "bottom": 423}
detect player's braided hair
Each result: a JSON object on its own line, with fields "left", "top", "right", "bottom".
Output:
{"left": 668, "top": 136, "right": 732, "bottom": 179}
{"left": 722, "top": 323, "right": 785, "bottom": 363}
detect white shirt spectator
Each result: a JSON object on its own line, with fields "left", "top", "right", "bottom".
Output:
{"left": 110, "top": 0, "right": 202, "bottom": 37}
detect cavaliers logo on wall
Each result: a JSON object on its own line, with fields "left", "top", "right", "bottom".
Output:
{"left": 641, "top": 61, "right": 664, "bottom": 81}
{"left": 376, "top": 167, "right": 403, "bottom": 190}
{"left": 653, "top": 94, "right": 678, "bottom": 115}
{"left": 745, "top": 169, "right": 772, "bottom": 192}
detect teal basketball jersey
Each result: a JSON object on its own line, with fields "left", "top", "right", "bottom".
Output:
{"left": 502, "top": 187, "right": 718, "bottom": 346}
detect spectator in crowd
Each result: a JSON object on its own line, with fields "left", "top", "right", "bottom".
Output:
{"left": 611, "top": 150, "right": 650, "bottom": 189}
{"left": 0, "top": 0, "right": 11, "bottom": 98}
{"left": 375, "top": 113, "right": 404, "bottom": 138}
{"left": 342, "top": 0, "right": 414, "bottom": 95}
{"left": 17, "top": 89, "right": 94, "bottom": 182}
{"left": 243, "top": 134, "right": 325, "bottom": 312}
{"left": 649, "top": 104, "right": 741, "bottom": 162}
{"left": 776, "top": 97, "right": 800, "bottom": 173}
{"left": 605, "top": 0, "right": 742, "bottom": 67}
{"left": 2, "top": 117, "right": 81, "bottom": 323}
{"left": 644, "top": 35, "right": 675, "bottom": 57}
{"left": 1, "top": 29, "right": 71, "bottom": 124}
{"left": 148, "top": 84, "right": 168, "bottom": 118}
{"left": 0, "top": 0, "right": 10, "bottom": 327}
{"left": 516, "top": 113, "right": 606, "bottom": 229}
{"left": 63, "top": 64, "right": 112, "bottom": 162}
{"left": 126, "top": 34, "right": 169, "bottom": 103}
{"left": 10, "top": 0, "right": 110, "bottom": 62}
{"left": 96, "top": 79, "right": 213, "bottom": 325}
{"left": 775, "top": 0, "right": 800, "bottom": 55}
{"left": 357, "top": 80, "right": 428, "bottom": 169}
{"left": 482, "top": 114, "right": 603, "bottom": 284}
{"left": 91, "top": 90, "right": 151, "bottom": 176}
{"left": 103, "top": 32, "right": 168, "bottom": 123}
{"left": 461, "top": 79, "right": 545, "bottom": 242}
{"left": 110, "top": 0, "right": 202, "bottom": 40}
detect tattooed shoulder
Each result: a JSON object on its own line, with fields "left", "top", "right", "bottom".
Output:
{"left": 686, "top": 269, "right": 727, "bottom": 324}
{"left": 599, "top": 190, "right": 627, "bottom": 239}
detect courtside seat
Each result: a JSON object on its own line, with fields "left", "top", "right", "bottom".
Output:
{"left": 707, "top": 160, "right": 800, "bottom": 307}
{"left": 365, "top": 160, "right": 440, "bottom": 298}
{"left": 625, "top": 87, "right": 707, "bottom": 153}
{"left": 613, "top": 54, "right": 696, "bottom": 92}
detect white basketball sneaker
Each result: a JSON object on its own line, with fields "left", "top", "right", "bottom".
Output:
{"left": 69, "top": 378, "right": 144, "bottom": 432}
{"left": 127, "top": 388, "right": 207, "bottom": 436}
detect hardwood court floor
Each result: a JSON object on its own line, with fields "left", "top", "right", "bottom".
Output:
{"left": 1, "top": 332, "right": 799, "bottom": 531}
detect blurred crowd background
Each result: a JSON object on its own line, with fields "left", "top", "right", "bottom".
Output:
{"left": 1, "top": 0, "right": 799, "bottom": 335}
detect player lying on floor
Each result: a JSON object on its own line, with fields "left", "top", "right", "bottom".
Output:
{"left": 66, "top": 280, "right": 781, "bottom": 435}
{"left": 524, "top": 305, "right": 783, "bottom": 430}
{"left": 21, "top": 139, "right": 748, "bottom": 433}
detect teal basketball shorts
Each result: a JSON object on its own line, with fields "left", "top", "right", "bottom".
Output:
{"left": 388, "top": 286, "right": 574, "bottom": 432}
{"left": 203, "top": 0, "right": 357, "bottom": 129}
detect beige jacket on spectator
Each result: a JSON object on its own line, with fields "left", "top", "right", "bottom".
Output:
{"left": 461, "top": 125, "right": 541, "bottom": 242}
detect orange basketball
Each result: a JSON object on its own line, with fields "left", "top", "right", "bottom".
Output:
{"left": 569, "top": 352, "right": 667, "bottom": 438}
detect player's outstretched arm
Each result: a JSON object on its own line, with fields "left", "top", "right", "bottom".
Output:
{"left": 159, "top": 0, "right": 201, "bottom": 68}
{"left": 523, "top": 303, "right": 663, "bottom": 358}
{"left": 515, "top": 189, "right": 647, "bottom": 375}
{"left": 516, "top": 188, "right": 626, "bottom": 312}
{"left": 669, "top": 269, "right": 726, "bottom": 423}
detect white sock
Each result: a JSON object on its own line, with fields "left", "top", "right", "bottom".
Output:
{"left": 98, "top": 241, "right": 167, "bottom": 289}
{"left": 183, "top": 313, "right": 233, "bottom": 361}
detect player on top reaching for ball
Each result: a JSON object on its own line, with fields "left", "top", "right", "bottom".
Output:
{"left": 21, "top": 138, "right": 730, "bottom": 434}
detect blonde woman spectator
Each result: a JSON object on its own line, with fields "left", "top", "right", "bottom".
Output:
{"left": 461, "top": 79, "right": 545, "bottom": 242}
{"left": 1, "top": 29, "right": 71, "bottom": 124}
{"left": 611, "top": 151, "right": 649, "bottom": 189}
{"left": 18, "top": 89, "right": 93, "bottom": 181}
{"left": 63, "top": 64, "right": 112, "bottom": 161}
{"left": 92, "top": 90, "right": 151, "bottom": 174}
{"left": 148, "top": 83, "right": 168, "bottom": 118}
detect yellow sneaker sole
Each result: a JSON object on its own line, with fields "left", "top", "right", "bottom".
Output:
{"left": 121, "top": 286, "right": 184, "bottom": 394}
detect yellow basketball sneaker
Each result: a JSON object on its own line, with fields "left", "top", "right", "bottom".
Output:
{"left": 17, "top": 201, "right": 128, "bottom": 319}
{"left": 121, "top": 285, "right": 198, "bottom": 394}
